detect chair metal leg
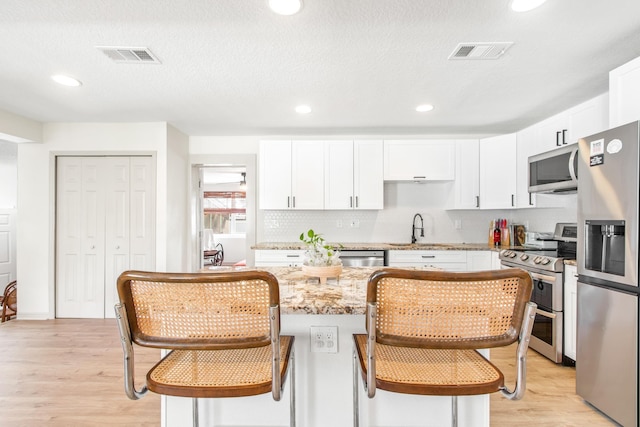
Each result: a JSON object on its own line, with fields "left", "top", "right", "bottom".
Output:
{"left": 290, "top": 347, "right": 296, "bottom": 427}
{"left": 353, "top": 348, "right": 359, "bottom": 427}
{"left": 451, "top": 395, "right": 458, "bottom": 427}
{"left": 193, "top": 397, "right": 199, "bottom": 427}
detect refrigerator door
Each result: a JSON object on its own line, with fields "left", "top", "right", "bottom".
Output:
{"left": 577, "top": 282, "right": 638, "bottom": 427}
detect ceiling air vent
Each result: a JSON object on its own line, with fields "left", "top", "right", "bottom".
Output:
{"left": 448, "top": 42, "right": 513, "bottom": 60}
{"left": 96, "top": 46, "right": 161, "bottom": 64}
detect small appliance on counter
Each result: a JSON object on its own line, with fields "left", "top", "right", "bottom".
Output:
{"left": 524, "top": 231, "right": 558, "bottom": 250}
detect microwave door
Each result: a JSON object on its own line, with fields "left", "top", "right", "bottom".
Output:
{"left": 528, "top": 144, "right": 578, "bottom": 193}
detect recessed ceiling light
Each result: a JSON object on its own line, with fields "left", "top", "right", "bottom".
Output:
{"left": 511, "top": 0, "right": 547, "bottom": 12}
{"left": 416, "top": 104, "right": 434, "bottom": 113}
{"left": 268, "top": 0, "right": 303, "bottom": 15}
{"left": 295, "top": 105, "right": 312, "bottom": 114}
{"left": 51, "top": 74, "right": 82, "bottom": 87}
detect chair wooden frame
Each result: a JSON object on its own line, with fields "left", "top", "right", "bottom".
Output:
{"left": 1, "top": 280, "right": 17, "bottom": 322}
{"left": 352, "top": 268, "right": 536, "bottom": 427}
{"left": 115, "top": 270, "right": 295, "bottom": 426}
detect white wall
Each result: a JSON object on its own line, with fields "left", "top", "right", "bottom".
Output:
{"left": 0, "top": 141, "right": 17, "bottom": 208}
{"left": 16, "top": 122, "right": 181, "bottom": 319}
{"left": 165, "top": 124, "right": 190, "bottom": 272}
{"left": 0, "top": 108, "right": 42, "bottom": 143}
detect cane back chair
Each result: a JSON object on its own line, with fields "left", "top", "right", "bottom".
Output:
{"left": 353, "top": 268, "right": 536, "bottom": 427}
{"left": 1, "top": 280, "right": 17, "bottom": 322}
{"left": 115, "top": 270, "right": 295, "bottom": 426}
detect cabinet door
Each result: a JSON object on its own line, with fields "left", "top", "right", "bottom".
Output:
{"left": 466, "top": 251, "right": 492, "bottom": 272}
{"left": 479, "top": 134, "right": 517, "bottom": 209}
{"left": 255, "top": 250, "right": 305, "bottom": 267}
{"left": 384, "top": 140, "right": 455, "bottom": 181}
{"left": 259, "top": 140, "right": 292, "bottom": 209}
{"left": 537, "top": 111, "right": 570, "bottom": 152}
{"left": 564, "top": 264, "right": 578, "bottom": 361}
{"left": 451, "top": 139, "right": 480, "bottom": 209}
{"left": 610, "top": 55, "right": 640, "bottom": 127}
{"left": 325, "top": 140, "right": 354, "bottom": 210}
{"left": 354, "top": 140, "right": 383, "bottom": 209}
{"left": 292, "top": 140, "right": 324, "bottom": 209}
{"left": 568, "top": 94, "right": 609, "bottom": 143}
{"left": 515, "top": 126, "right": 537, "bottom": 208}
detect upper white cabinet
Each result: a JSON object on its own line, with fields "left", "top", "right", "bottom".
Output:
{"left": 450, "top": 139, "right": 480, "bottom": 209}
{"left": 610, "top": 55, "right": 640, "bottom": 127}
{"left": 325, "top": 140, "right": 383, "bottom": 210}
{"left": 534, "top": 94, "right": 609, "bottom": 153}
{"left": 479, "top": 133, "right": 517, "bottom": 209}
{"left": 515, "top": 126, "right": 537, "bottom": 208}
{"left": 383, "top": 140, "right": 455, "bottom": 181}
{"left": 259, "top": 140, "right": 324, "bottom": 210}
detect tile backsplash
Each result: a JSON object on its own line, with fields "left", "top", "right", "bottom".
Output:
{"left": 258, "top": 182, "right": 577, "bottom": 244}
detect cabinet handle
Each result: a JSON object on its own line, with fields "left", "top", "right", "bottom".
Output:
{"left": 562, "top": 129, "right": 567, "bottom": 145}
{"left": 350, "top": 196, "right": 353, "bottom": 208}
{"left": 287, "top": 196, "right": 290, "bottom": 208}
{"left": 116, "top": 245, "right": 120, "bottom": 250}
{"left": 413, "top": 176, "right": 426, "bottom": 180}
{"left": 475, "top": 196, "right": 480, "bottom": 208}
{"left": 355, "top": 196, "right": 359, "bottom": 208}
{"left": 286, "top": 255, "right": 300, "bottom": 258}
{"left": 511, "top": 194, "right": 515, "bottom": 207}
{"left": 529, "top": 192, "right": 534, "bottom": 206}
{"left": 90, "top": 245, "right": 95, "bottom": 250}
{"left": 293, "top": 196, "right": 296, "bottom": 208}
{"left": 556, "top": 131, "right": 561, "bottom": 146}
{"left": 421, "top": 255, "right": 436, "bottom": 259}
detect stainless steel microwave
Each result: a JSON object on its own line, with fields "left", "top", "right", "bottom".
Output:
{"left": 528, "top": 143, "right": 578, "bottom": 193}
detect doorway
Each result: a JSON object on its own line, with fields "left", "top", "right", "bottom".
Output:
{"left": 191, "top": 154, "right": 256, "bottom": 271}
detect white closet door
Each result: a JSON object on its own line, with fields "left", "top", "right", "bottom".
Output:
{"left": 56, "top": 157, "right": 106, "bottom": 318}
{"left": 56, "top": 156, "right": 155, "bottom": 319}
{"left": 103, "top": 157, "right": 131, "bottom": 319}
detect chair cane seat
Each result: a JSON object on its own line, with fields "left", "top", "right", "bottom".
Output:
{"left": 354, "top": 334, "right": 503, "bottom": 396}
{"left": 148, "top": 336, "right": 294, "bottom": 398}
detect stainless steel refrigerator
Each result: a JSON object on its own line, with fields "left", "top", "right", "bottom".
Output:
{"left": 577, "top": 120, "right": 639, "bottom": 427}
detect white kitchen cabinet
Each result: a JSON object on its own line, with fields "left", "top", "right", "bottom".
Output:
{"left": 567, "top": 93, "right": 608, "bottom": 143}
{"left": 325, "top": 140, "right": 383, "bottom": 210}
{"left": 259, "top": 140, "right": 324, "bottom": 210}
{"left": 387, "top": 250, "right": 467, "bottom": 271}
{"left": 466, "top": 251, "right": 492, "bottom": 271}
{"left": 536, "top": 111, "right": 570, "bottom": 152}
{"left": 610, "top": 55, "right": 640, "bottom": 127}
{"left": 515, "top": 126, "right": 537, "bottom": 208}
{"left": 383, "top": 140, "right": 456, "bottom": 181}
{"left": 479, "top": 133, "right": 517, "bottom": 209}
{"left": 254, "top": 249, "right": 305, "bottom": 267}
{"left": 563, "top": 264, "right": 578, "bottom": 362}
{"left": 449, "top": 139, "right": 480, "bottom": 209}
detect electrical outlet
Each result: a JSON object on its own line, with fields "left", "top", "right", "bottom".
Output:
{"left": 350, "top": 219, "right": 360, "bottom": 228}
{"left": 310, "top": 326, "right": 338, "bottom": 353}
{"left": 454, "top": 219, "right": 462, "bottom": 230}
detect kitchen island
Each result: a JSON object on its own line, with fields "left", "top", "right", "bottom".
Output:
{"left": 164, "top": 266, "right": 490, "bottom": 427}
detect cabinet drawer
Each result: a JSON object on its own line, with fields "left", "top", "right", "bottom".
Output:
{"left": 387, "top": 250, "right": 467, "bottom": 264}
{"left": 255, "top": 250, "right": 305, "bottom": 266}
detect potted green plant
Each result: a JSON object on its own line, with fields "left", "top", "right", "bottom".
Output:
{"left": 299, "top": 229, "right": 342, "bottom": 283}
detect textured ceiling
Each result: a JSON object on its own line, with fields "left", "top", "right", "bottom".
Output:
{"left": 2, "top": 0, "right": 640, "bottom": 137}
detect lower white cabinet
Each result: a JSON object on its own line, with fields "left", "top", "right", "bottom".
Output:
{"left": 563, "top": 264, "right": 578, "bottom": 362}
{"left": 388, "top": 250, "right": 467, "bottom": 272}
{"left": 255, "top": 250, "right": 305, "bottom": 267}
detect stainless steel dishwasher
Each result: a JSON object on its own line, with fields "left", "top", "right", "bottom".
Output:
{"left": 339, "top": 250, "right": 386, "bottom": 267}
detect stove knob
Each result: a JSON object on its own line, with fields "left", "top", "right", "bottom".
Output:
{"left": 540, "top": 258, "right": 551, "bottom": 265}
{"left": 520, "top": 254, "right": 529, "bottom": 261}
{"left": 509, "top": 252, "right": 517, "bottom": 258}
{"left": 533, "top": 257, "right": 541, "bottom": 264}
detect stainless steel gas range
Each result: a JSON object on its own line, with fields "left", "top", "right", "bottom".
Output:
{"left": 499, "top": 223, "right": 577, "bottom": 364}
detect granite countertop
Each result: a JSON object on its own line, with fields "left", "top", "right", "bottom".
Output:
{"left": 199, "top": 265, "right": 422, "bottom": 315}
{"left": 252, "top": 242, "right": 524, "bottom": 252}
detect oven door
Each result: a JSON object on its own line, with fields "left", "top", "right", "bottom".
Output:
{"left": 528, "top": 271, "right": 564, "bottom": 363}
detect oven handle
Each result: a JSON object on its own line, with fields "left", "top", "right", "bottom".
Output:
{"left": 528, "top": 271, "right": 557, "bottom": 284}
{"left": 535, "top": 308, "right": 556, "bottom": 319}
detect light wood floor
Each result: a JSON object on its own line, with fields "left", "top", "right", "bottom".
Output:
{"left": 0, "top": 319, "right": 617, "bottom": 426}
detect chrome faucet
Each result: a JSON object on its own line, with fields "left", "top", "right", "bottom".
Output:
{"left": 411, "top": 213, "right": 424, "bottom": 244}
